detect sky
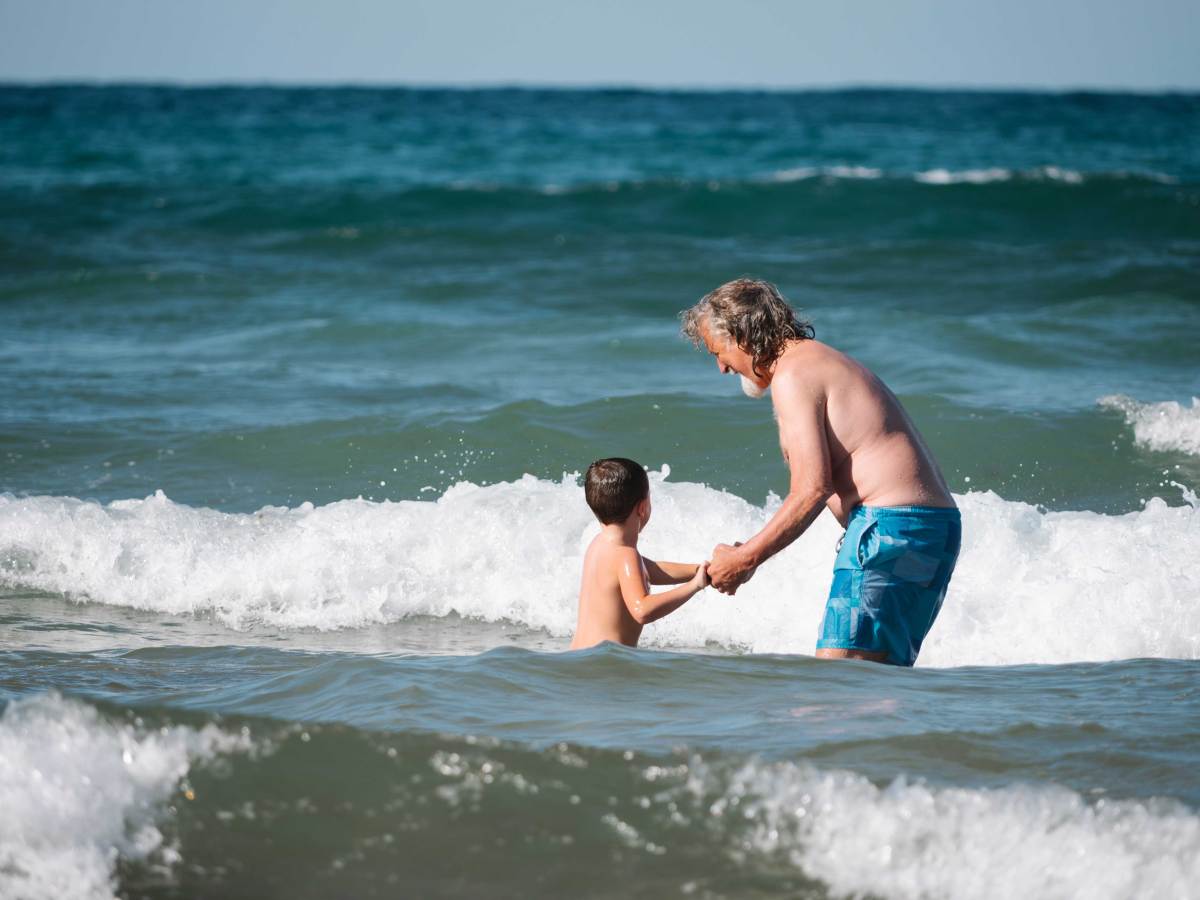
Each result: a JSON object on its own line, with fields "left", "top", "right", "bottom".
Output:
{"left": 1, "top": 0, "right": 1197, "bottom": 90}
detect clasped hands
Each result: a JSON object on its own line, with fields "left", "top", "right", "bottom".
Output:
{"left": 705, "top": 541, "right": 757, "bottom": 595}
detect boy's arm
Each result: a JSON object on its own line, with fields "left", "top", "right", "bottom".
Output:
{"left": 642, "top": 557, "right": 699, "bottom": 585}
{"left": 617, "top": 549, "right": 708, "bottom": 625}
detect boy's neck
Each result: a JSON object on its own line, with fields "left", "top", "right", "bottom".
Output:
{"left": 600, "top": 519, "right": 641, "bottom": 547}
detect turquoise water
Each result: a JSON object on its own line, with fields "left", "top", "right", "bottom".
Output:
{"left": 1, "top": 86, "right": 1199, "bottom": 898}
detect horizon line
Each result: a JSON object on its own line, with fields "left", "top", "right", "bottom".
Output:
{"left": 1, "top": 77, "right": 1197, "bottom": 96}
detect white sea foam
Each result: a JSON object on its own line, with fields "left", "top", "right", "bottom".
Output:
{"left": 2, "top": 474, "right": 1198, "bottom": 665}
{"left": 914, "top": 165, "right": 1090, "bottom": 185}
{"left": 769, "top": 165, "right": 883, "bottom": 181}
{"left": 0, "top": 693, "right": 250, "bottom": 900}
{"left": 1038, "top": 164, "right": 1087, "bottom": 183}
{"left": 1100, "top": 394, "right": 1200, "bottom": 456}
{"left": 532, "top": 167, "right": 1173, "bottom": 192}
{"left": 694, "top": 759, "right": 1200, "bottom": 900}
{"left": 915, "top": 167, "right": 1014, "bottom": 185}
{"left": 769, "top": 165, "right": 1175, "bottom": 186}
{"left": 911, "top": 165, "right": 1178, "bottom": 185}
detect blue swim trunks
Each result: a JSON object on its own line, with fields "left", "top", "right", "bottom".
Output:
{"left": 817, "top": 505, "right": 961, "bottom": 667}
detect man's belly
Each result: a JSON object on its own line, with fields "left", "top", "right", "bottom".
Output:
{"left": 828, "top": 438, "right": 954, "bottom": 521}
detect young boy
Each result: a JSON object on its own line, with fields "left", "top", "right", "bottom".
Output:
{"left": 570, "top": 458, "right": 709, "bottom": 649}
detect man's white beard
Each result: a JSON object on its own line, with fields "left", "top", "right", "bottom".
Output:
{"left": 740, "top": 375, "right": 767, "bottom": 399}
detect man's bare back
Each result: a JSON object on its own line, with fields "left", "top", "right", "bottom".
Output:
{"left": 772, "top": 339, "right": 954, "bottom": 527}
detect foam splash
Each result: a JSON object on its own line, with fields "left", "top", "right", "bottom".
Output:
{"left": 0, "top": 694, "right": 250, "bottom": 900}
{"left": 2, "top": 475, "right": 1198, "bottom": 665}
{"left": 766, "top": 165, "right": 1177, "bottom": 186}
{"left": 914, "top": 165, "right": 1084, "bottom": 184}
{"left": 914, "top": 166, "right": 1182, "bottom": 185}
{"left": 1100, "top": 394, "right": 1200, "bottom": 456}
{"left": 915, "top": 167, "right": 1014, "bottom": 185}
{"left": 460, "top": 167, "right": 1177, "bottom": 193}
{"left": 768, "top": 165, "right": 884, "bottom": 181}
{"left": 693, "top": 759, "right": 1200, "bottom": 900}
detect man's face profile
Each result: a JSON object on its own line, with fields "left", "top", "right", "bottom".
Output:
{"left": 699, "top": 318, "right": 769, "bottom": 398}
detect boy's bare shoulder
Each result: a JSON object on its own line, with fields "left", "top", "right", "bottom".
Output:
{"left": 589, "top": 538, "right": 640, "bottom": 570}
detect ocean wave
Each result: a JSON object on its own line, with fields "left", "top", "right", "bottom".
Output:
{"left": 914, "top": 165, "right": 1090, "bottom": 184}
{"left": 766, "top": 165, "right": 884, "bottom": 182}
{"left": 536, "top": 165, "right": 1180, "bottom": 193}
{"left": 904, "top": 165, "right": 1176, "bottom": 185}
{"left": 1100, "top": 394, "right": 1200, "bottom": 456}
{"left": 2, "top": 473, "right": 1198, "bottom": 665}
{"left": 11, "top": 166, "right": 1180, "bottom": 198}
{"left": 419, "top": 738, "right": 1200, "bottom": 899}
{"left": 0, "top": 694, "right": 251, "bottom": 900}
{"left": 808, "top": 164, "right": 1096, "bottom": 185}
{"left": 690, "top": 758, "right": 1200, "bottom": 900}
{"left": 6, "top": 695, "right": 1193, "bottom": 899}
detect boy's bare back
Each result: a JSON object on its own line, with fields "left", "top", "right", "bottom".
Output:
{"left": 570, "top": 458, "right": 708, "bottom": 650}
{"left": 571, "top": 534, "right": 648, "bottom": 649}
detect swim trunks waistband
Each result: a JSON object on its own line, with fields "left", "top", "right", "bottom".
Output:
{"left": 850, "top": 504, "right": 960, "bottom": 520}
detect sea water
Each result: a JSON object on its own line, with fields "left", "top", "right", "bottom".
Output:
{"left": 1, "top": 86, "right": 1198, "bottom": 899}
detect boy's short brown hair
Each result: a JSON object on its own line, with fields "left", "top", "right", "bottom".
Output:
{"left": 584, "top": 458, "right": 649, "bottom": 525}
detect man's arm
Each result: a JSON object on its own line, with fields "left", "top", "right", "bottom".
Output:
{"left": 642, "top": 558, "right": 700, "bottom": 585}
{"left": 617, "top": 549, "right": 708, "bottom": 624}
{"left": 708, "top": 372, "right": 834, "bottom": 593}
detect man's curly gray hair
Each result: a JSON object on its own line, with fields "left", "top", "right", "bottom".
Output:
{"left": 680, "top": 278, "right": 814, "bottom": 376}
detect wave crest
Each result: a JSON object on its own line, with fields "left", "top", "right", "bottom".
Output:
{"left": 691, "top": 757, "right": 1200, "bottom": 900}
{"left": 3, "top": 474, "right": 1198, "bottom": 666}
{"left": 1100, "top": 394, "right": 1200, "bottom": 456}
{"left": 0, "top": 694, "right": 250, "bottom": 900}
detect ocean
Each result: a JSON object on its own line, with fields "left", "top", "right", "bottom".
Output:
{"left": 1, "top": 85, "right": 1198, "bottom": 899}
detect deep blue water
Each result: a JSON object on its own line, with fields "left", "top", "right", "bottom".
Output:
{"left": 1, "top": 86, "right": 1198, "bottom": 899}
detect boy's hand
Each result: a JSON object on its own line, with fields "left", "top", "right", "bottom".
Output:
{"left": 692, "top": 562, "right": 710, "bottom": 590}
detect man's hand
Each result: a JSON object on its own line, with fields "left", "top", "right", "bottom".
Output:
{"left": 708, "top": 543, "right": 756, "bottom": 595}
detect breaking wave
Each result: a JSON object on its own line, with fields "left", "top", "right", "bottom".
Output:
{"left": 2, "top": 472, "right": 1197, "bottom": 666}
{"left": 1100, "top": 394, "right": 1200, "bottom": 456}
{"left": 0, "top": 694, "right": 250, "bottom": 900}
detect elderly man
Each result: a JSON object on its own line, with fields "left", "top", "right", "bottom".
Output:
{"left": 681, "top": 278, "right": 961, "bottom": 666}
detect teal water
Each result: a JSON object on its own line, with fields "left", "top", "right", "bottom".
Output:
{"left": 1, "top": 86, "right": 1199, "bottom": 899}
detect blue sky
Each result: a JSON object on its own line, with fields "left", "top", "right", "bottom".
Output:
{"left": 1, "top": 0, "right": 1197, "bottom": 89}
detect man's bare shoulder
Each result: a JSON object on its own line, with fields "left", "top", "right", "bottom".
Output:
{"left": 777, "top": 340, "right": 873, "bottom": 390}
{"left": 778, "top": 339, "right": 852, "bottom": 372}
{"left": 771, "top": 341, "right": 838, "bottom": 399}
